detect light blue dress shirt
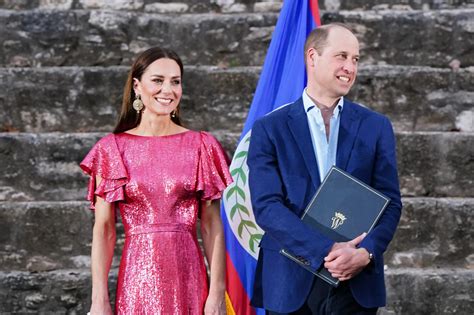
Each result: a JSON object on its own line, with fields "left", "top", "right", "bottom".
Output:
{"left": 302, "top": 89, "right": 344, "bottom": 182}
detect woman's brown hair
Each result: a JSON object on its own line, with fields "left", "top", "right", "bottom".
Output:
{"left": 113, "top": 47, "right": 184, "bottom": 134}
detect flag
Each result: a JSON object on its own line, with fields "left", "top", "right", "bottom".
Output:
{"left": 221, "top": 1, "right": 321, "bottom": 314}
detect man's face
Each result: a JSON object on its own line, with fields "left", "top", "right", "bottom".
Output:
{"left": 308, "top": 27, "right": 360, "bottom": 100}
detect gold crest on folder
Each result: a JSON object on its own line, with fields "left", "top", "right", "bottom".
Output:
{"left": 331, "top": 212, "right": 346, "bottom": 230}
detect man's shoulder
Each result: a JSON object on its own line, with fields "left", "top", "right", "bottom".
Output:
{"left": 255, "top": 99, "right": 300, "bottom": 125}
{"left": 345, "top": 99, "right": 388, "bottom": 122}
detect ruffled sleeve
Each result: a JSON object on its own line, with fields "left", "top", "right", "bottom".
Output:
{"left": 79, "top": 134, "right": 128, "bottom": 210}
{"left": 197, "top": 131, "right": 233, "bottom": 200}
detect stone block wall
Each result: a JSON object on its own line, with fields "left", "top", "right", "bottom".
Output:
{"left": 0, "top": 0, "right": 473, "bottom": 313}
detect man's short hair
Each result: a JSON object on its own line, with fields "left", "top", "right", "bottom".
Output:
{"left": 304, "top": 23, "right": 354, "bottom": 63}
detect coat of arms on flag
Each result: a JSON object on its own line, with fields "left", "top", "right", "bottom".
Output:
{"left": 223, "top": 131, "right": 263, "bottom": 259}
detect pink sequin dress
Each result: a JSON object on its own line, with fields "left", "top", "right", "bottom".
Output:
{"left": 80, "top": 131, "right": 232, "bottom": 314}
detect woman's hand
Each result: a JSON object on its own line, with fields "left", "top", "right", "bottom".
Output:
{"left": 204, "top": 292, "right": 226, "bottom": 315}
{"left": 89, "top": 300, "right": 113, "bottom": 315}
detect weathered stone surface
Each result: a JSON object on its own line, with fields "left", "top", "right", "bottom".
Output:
{"left": 0, "top": 131, "right": 236, "bottom": 201}
{"left": 397, "top": 132, "right": 474, "bottom": 197}
{"left": 0, "top": 0, "right": 40, "bottom": 10}
{"left": 144, "top": 2, "right": 189, "bottom": 13}
{"left": 1, "top": 268, "right": 472, "bottom": 314}
{"left": 39, "top": 0, "right": 74, "bottom": 10}
{"left": 79, "top": 0, "right": 145, "bottom": 10}
{"left": 350, "top": 65, "right": 474, "bottom": 132}
{"left": 0, "top": 0, "right": 271, "bottom": 13}
{"left": 141, "top": 0, "right": 228, "bottom": 13}
{"left": 385, "top": 198, "right": 474, "bottom": 268}
{"left": 0, "top": 198, "right": 471, "bottom": 270}
{"left": 322, "top": 9, "right": 474, "bottom": 67}
{"left": 383, "top": 268, "right": 474, "bottom": 314}
{"left": 0, "top": 67, "right": 125, "bottom": 133}
{"left": 0, "top": 9, "right": 277, "bottom": 67}
{"left": 253, "top": 1, "right": 283, "bottom": 12}
{"left": 1, "top": 66, "right": 472, "bottom": 133}
{"left": 0, "top": 132, "right": 473, "bottom": 201}
{"left": 0, "top": 66, "right": 258, "bottom": 133}
{"left": 0, "top": 269, "right": 117, "bottom": 313}
{"left": 0, "top": 133, "right": 99, "bottom": 201}
{"left": 0, "top": 0, "right": 471, "bottom": 312}
{"left": 321, "top": 0, "right": 473, "bottom": 11}
{"left": 3, "top": 0, "right": 471, "bottom": 11}
{"left": 1, "top": 9, "right": 473, "bottom": 67}
{"left": 0, "top": 201, "right": 125, "bottom": 271}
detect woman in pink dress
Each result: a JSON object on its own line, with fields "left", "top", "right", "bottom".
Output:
{"left": 80, "top": 47, "right": 232, "bottom": 314}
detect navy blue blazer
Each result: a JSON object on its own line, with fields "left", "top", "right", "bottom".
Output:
{"left": 248, "top": 98, "right": 402, "bottom": 312}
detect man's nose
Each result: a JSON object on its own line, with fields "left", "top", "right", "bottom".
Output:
{"left": 342, "top": 60, "right": 356, "bottom": 74}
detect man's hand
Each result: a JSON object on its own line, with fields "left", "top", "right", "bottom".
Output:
{"left": 323, "top": 233, "right": 370, "bottom": 281}
{"left": 330, "top": 232, "right": 366, "bottom": 251}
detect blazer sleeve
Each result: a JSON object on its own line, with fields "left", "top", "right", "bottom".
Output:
{"left": 248, "top": 118, "right": 334, "bottom": 270}
{"left": 359, "top": 116, "right": 403, "bottom": 272}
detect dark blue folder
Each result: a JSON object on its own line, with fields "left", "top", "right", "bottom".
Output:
{"left": 281, "top": 166, "right": 390, "bottom": 287}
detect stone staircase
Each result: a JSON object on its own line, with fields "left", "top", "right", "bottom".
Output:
{"left": 0, "top": 0, "right": 473, "bottom": 313}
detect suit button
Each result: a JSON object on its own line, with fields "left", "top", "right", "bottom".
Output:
{"left": 297, "top": 257, "right": 310, "bottom": 265}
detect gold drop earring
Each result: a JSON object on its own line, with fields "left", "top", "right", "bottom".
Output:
{"left": 133, "top": 94, "right": 144, "bottom": 114}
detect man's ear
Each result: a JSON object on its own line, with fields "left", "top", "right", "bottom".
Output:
{"left": 306, "top": 47, "right": 318, "bottom": 67}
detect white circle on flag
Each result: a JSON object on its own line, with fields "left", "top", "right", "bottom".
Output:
{"left": 223, "top": 130, "right": 264, "bottom": 259}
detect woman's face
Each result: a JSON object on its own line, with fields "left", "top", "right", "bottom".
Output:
{"left": 134, "top": 58, "right": 182, "bottom": 117}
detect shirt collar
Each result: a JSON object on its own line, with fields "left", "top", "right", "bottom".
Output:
{"left": 302, "top": 88, "right": 344, "bottom": 115}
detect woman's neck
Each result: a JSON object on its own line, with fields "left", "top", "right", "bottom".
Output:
{"left": 133, "top": 114, "right": 180, "bottom": 137}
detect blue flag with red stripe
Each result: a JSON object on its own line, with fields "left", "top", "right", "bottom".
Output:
{"left": 222, "top": 1, "right": 321, "bottom": 314}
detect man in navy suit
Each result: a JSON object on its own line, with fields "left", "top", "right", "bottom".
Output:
{"left": 248, "top": 23, "right": 402, "bottom": 314}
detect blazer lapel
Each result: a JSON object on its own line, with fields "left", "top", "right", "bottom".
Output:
{"left": 287, "top": 98, "right": 321, "bottom": 189}
{"left": 336, "top": 100, "right": 361, "bottom": 170}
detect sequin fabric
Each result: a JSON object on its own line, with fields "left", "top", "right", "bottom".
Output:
{"left": 80, "top": 131, "right": 232, "bottom": 314}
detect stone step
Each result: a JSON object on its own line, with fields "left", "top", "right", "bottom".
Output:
{"left": 323, "top": 0, "right": 473, "bottom": 11}
{"left": 383, "top": 268, "right": 474, "bottom": 315}
{"left": 0, "top": 0, "right": 284, "bottom": 13}
{"left": 1, "top": 9, "right": 473, "bottom": 67}
{"left": 0, "top": 66, "right": 258, "bottom": 134}
{"left": 1, "top": 65, "right": 472, "bottom": 133}
{"left": 0, "top": 269, "right": 110, "bottom": 313}
{"left": 396, "top": 131, "right": 474, "bottom": 197}
{"left": 384, "top": 197, "right": 473, "bottom": 269}
{"left": 321, "top": 9, "right": 474, "bottom": 68}
{"left": 0, "top": 198, "right": 471, "bottom": 271}
{"left": 352, "top": 65, "right": 474, "bottom": 133}
{"left": 0, "top": 201, "right": 121, "bottom": 273}
{"left": 0, "top": 131, "right": 473, "bottom": 201}
{"left": 0, "top": 0, "right": 470, "bottom": 13}
{"left": 0, "top": 268, "right": 472, "bottom": 314}
{"left": 0, "top": 9, "right": 277, "bottom": 67}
